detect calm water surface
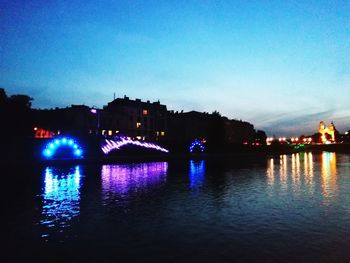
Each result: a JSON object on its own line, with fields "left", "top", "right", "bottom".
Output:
{"left": 5, "top": 152, "right": 350, "bottom": 262}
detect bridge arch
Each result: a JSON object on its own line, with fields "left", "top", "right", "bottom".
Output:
{"left": 189, "top": 140, "right": 205, "bottom": 153}
{"left": 42, "top": 137, "right": 83, "bottom": 159}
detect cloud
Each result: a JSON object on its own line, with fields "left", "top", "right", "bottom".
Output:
{"left": 259, "top": 110, "right": 336, "bottom": 136}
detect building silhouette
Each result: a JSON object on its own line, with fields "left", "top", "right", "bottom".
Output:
{"left": 104, "top": 96, "right": 167, "bottom": 141}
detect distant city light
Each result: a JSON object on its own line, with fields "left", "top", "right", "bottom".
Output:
{"left": 90, "top": 108, "right": 97, "bottom": 114}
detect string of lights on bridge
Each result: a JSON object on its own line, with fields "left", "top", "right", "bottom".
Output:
{"left": 42, "top": 137, "right": 83, "bottom": 158}
{"left": 101, "top": 137, "right": 169, "bottom": 154}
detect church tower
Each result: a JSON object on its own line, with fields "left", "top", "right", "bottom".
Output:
{"left": 318, "top": 121, "right": 335, "bottom": 144}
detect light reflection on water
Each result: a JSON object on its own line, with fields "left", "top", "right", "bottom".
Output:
{"left": 189, "top": 160, "right": 205, "bottom": 190}
{"left": 29, "top": 152, "right": 350, "bottom": 261}
{"left": 101, "top": 162, "right": 168, "bottom": 203}
{"left": 40, "top": 166, "right": 81, "bottom": 239}
{"left": 267, "top": 152, "right": 338, "bottom": 203}
{"left": 321, "top": 152, "right": 337, "bottom": 204}
{"left": 304, "top": 152, "right": 314, "bottom": 188}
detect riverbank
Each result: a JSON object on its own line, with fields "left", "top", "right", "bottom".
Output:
{"left": 1, "top": 143, "right": 349, "bottom": 167}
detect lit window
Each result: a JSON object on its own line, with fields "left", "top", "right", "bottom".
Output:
{"left": 161, "top": 131, "right": 165, "bottom": 136}
{"left": 115, "top": 130, "right": 119, "bottom": 134}
{"left": 156, "top": 131, "right": 159, "bottom": 136}
{"left": 108, "top": 130, "right": 112, "bottom": 136}
{"left": 143, "top": 110, "right": 148, "bottom": 115}
{"left": 102, "top": 130, "right": 106, "bottom": 135}
{"left": 136, "top": 122, "right": 141, "bottom": 128}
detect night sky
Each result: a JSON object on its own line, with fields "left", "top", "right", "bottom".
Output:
{"left": 1, "top": 0, "right": 349, "bottom": 135}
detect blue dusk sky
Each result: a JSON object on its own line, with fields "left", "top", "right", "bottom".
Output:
{"left": 1, "top": 0, "right": 349, "bottom": 136}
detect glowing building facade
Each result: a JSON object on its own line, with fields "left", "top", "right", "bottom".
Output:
{"left": 319, "top": 121, "right": 336, "bottom": 144}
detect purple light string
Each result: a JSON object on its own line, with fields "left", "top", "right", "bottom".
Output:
{"left": 101, "top": 137, "right": 169, "bottom": 154}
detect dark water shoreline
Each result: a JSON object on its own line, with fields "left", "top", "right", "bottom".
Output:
{"left": 1, "top": 143, "right": 349, "bottom": 167}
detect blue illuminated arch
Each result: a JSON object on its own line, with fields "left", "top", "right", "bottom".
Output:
{"left": 189, "top": 140, "right": 205, "bottom": 153}
{"left": 42, "top": 137, "right": 83, "bottom": 159}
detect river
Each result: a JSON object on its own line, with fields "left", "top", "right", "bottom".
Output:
{"left": 5, "top": 152, "right": 350, "bottom": 262}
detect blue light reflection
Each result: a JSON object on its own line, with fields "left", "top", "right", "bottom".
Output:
{"left": 189, "top": 160, "right": 205, "bottom": 190}
{"left": 40, "top": 166, "right": 82, "bottom": 240}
